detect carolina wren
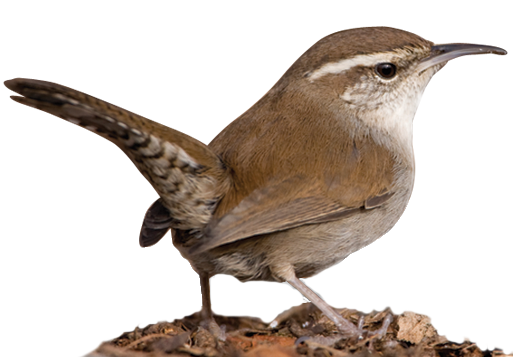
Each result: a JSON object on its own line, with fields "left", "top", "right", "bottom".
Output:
{"left": 5, "top": 27, "right": 506, "bottom": 339}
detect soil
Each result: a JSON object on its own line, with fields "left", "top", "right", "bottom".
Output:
{"left": 86, "top": 303, "right": 510, "bottom": 357}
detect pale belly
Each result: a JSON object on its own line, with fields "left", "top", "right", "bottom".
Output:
{"left": 206, "top": 178, "right": 413, "bottom": 282}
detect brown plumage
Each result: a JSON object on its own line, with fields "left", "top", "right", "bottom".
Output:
{"left": 5, "top": 26, "right": 506, "bottom": 338}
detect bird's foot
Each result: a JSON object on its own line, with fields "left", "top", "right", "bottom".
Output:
{"left": 284, "top": 277, "right": 392, "bottom": 344}
{"left": 331, "top": 311, "right": 392, "bottom": 341}
{"left": 369, "top": 313, "right": 393, "bottom": 338}
{"left": 199, "top": 317, "right": 226, "bottom": 341}
{"left": 269, "top": 302, "right": 392, "bottom": 344}
{"left": 295, "top": 311, "right": 392, "bottom": 346}
{"left": 353, "top": 312, "right": 392, "bottom": 340}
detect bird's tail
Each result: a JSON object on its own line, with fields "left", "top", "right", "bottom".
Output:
{"left": 5, "top": 78, "right": 230, "bottom": 246}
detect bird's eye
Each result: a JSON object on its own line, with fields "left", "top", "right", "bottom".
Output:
{"left": 375, "top": 63, "right": 397, "bottom": 79}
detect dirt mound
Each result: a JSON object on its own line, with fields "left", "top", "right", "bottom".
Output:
{"left": 87, "top": 304, "right": 509, "bottom": 357}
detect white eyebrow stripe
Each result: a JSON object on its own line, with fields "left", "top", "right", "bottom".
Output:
{"left": 308, "top": 52, "right": 397, "bottom": 81}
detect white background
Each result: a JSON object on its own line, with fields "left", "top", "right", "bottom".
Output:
{"left": 0, "top": 4, "right": 513, "bottom": 357}
{"left": 0, "top": 134, "right": 513, "bottom": 356}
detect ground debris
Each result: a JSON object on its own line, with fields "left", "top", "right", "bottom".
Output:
{"left": 86, "top": 304, "right": 510, "bottom": 357}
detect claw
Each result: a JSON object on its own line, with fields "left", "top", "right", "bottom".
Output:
{"left": 369, "top": 313, "right": 392, "bottom": 338}
{"left": 358, "top": 315, "right": 365, "bottom": 330}
{"left": 331, "top": 312, "right": 394, "bottom": 344}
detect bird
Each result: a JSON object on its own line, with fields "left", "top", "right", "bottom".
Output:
{"left": 5, "top": 27, "right": 506, "bottom": 339}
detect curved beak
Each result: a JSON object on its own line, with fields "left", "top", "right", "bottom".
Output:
{"left": 418, "top": 43, "right": 507, "bottom": 73}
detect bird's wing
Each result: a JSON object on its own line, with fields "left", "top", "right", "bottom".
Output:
{"left": 5, "top": 78, "right": 230, "bottom": 235}
{"left": 189, "top": 175, "right": 393, "bottom": 254}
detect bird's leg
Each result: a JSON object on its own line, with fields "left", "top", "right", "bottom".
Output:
{"left": 199, "top": 273, "right": 226, "bottom": 340}
{"left": 287, "top": 275, "right": 392, "bottom": 341}
{"left": 200, "top": 273, "right": 213, "bottom": 320}
{"left": 287, "top": 275, "right": 360, "bottom": 337}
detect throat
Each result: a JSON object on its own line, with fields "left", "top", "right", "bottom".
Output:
{"left": 350, "top": 94, "right": 419, "bottom": 164}
{"left": 359, "top": 108, "right": 414, "bottom": 166}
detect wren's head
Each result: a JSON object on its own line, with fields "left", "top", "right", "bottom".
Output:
{"left": 270, "top": 28, "right": 505, "bottom": 152}
{"left": 273, "top": 27, "right": 506, "bottom": 154}
{"left": 306, "top": 28, "right": 438, "bottom": 97}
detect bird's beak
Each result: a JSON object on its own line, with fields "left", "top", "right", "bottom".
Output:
{"left": 417, "top": 43, "right": 507, "bottom": 74}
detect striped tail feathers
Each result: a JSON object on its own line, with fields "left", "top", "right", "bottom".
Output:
{"left": 6, "top": 78, "right": 146, "bottom": 147}
{"left": 5, "top": 78, "right": 231, "bottom": 234}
